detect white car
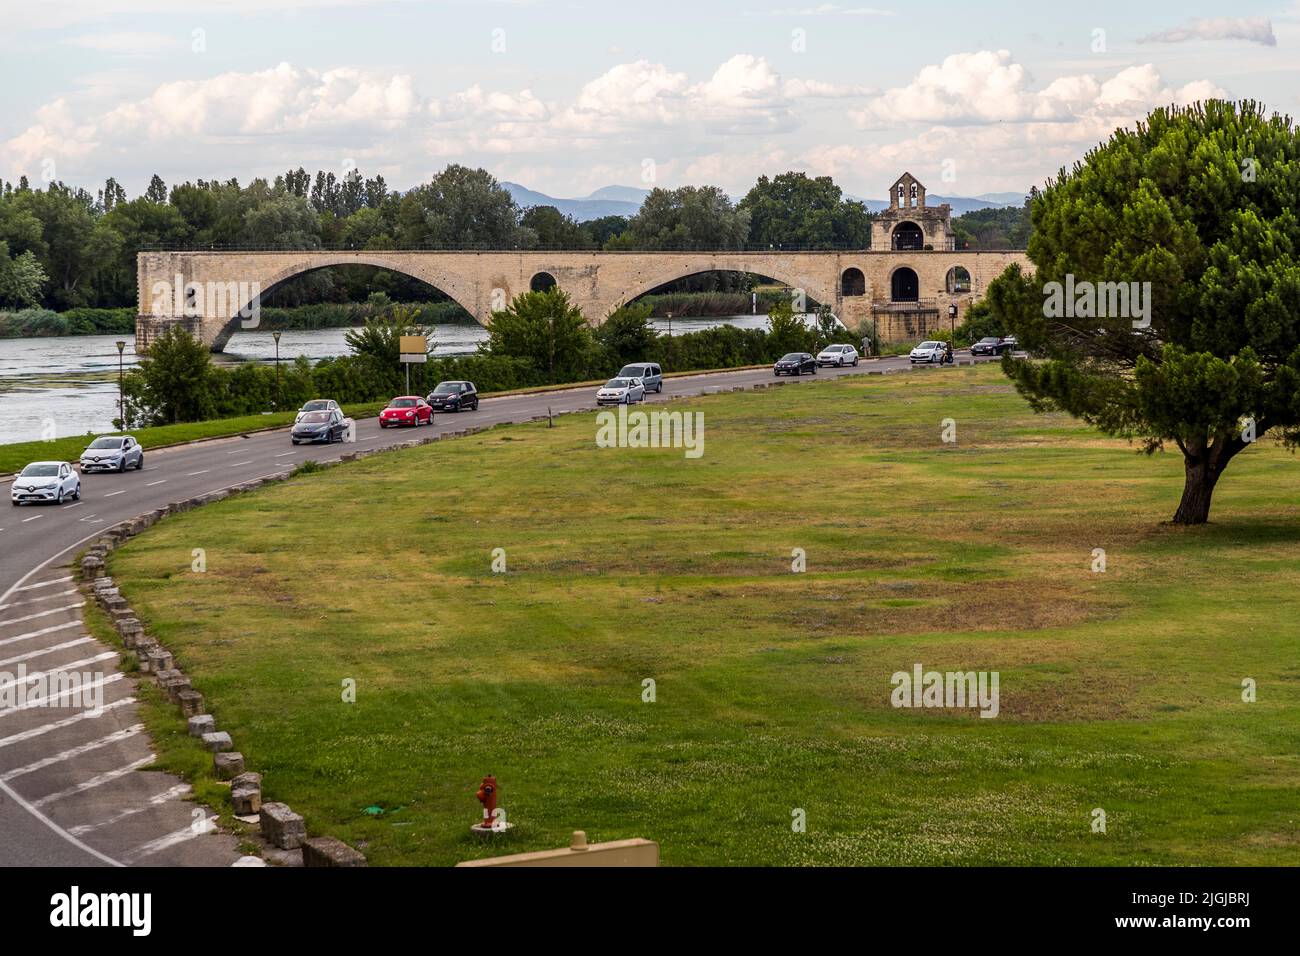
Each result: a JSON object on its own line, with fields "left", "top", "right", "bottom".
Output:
{"left": 295, "top": 399, "right": 341, "bottom": 424}
{"left": 596, "top": 377, "right": 646, "bottom": 405}
{"left": 80, "top": 435, "right": 144, "bottom": 472}
{"left": 817, "top": 344, "right": 859, "bottom": 367}
{"left": 909, "top": 341, "right": 949, "bottom": 364}
{"left": 11, "top": 461, "right": 81, "bottom": 506}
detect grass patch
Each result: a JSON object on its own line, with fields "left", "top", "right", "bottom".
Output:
{"left": 105, "top": 365, "right": 1300, "bottom": 865}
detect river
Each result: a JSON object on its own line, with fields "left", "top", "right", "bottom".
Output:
{"left": 0, "top": 313, "right": 819, "bottom": 445}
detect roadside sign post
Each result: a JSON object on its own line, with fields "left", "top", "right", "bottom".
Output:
{"left": 399, "top": 334, "right": 428, "bottom": 395}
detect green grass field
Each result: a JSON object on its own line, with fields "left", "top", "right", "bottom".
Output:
{"left": 104, "top": 365, "right": 1300, "bottom": 866}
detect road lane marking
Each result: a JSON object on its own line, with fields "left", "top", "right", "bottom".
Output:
{"left": 123, "top": 821, "right": 210, "bottom": 863}
{"left": 146, "top": 480, "right": 166, "bottom": 487}
{"left": 0, "top": 621, "right": 81, "bottom": 649}
{"left": 0, "top": 673, "right": 125, "bottom": 719}
{"left": 186, "top": 470, "right": 209, "bottom": 476}
{"left": 0, "top": 588, "right": 78, "bottom": 611}
{"left": 67, "top": 781, "right": 189, "bottom": 836}
{"left": 31, "top": 754, "right": 155, "bottom": 809}
{"left": 0, "top": 636, "right": 95, "bottom": 668}
{"left": 64, "top": 502, "right": 82, "bottom": 510}
{"left": 0, "top": 698, "right": 135, "bottom": 750}
{"left": 229, "top": 460, "right": 253, "bottom": 467}
{"left": 273, "top": 451, "right": 296, "bottom": 457}
{"left": 15, "top": 576, "right": 73, "bottom": 591}
{"left": 21, "top": 515, "right": 42, "bottom": 523}
{"left": 0, "top": 724, "right": 145, "bottom": 782}
{"left": 0, "top": 602, "right": 86, "bottom": 629}
{"left": 0, "top": 651, "right": 118, "bottom": 695}
{"left": 103, "top": 490, "right": 127, "bottom": 498}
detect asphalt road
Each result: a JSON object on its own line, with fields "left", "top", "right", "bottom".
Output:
{"left": 0, "top": 349, "right": 992, "bottom": 866}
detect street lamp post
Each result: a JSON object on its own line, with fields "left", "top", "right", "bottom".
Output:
{"left": 115, "top": 340, "right": 126, "bottom": 428}
{"left": 948, "top": 301, "right": 958, "bottom": 337}
{"left": 272, "top": 331, "right": 282, "bottom": 411}
{"left": 666, "top": 311, "right": 673, "bottom": 337}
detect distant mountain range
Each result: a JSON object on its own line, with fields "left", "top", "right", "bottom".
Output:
{"left": 503, "top": 181, "right": 1026, "bottom": 223}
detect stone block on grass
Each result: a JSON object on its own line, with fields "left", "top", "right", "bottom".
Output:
{"left": 188, "top": 714, "right": 215, "bottom": 737}
{"left": 260, "top": 803, "right": 306, "bottom": 850}
{"left": 302, "top": 837, "right": 367, "bottom": 868}
{"left": 214, "top": 751, "right": 245, "bottom": 779}
{"left": 202, "top": 731, "right": 233, "bottom": 753}
{"left": 177, "top": 689, "right": 204, "bottom": 717}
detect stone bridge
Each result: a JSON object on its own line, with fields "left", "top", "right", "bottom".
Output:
{"left": 135, "top": 248, "right": 1031, "bottom": 352}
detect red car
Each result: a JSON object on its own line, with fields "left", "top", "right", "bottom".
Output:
{"left": 379, "top": 396, "right": 433, "bottom": 428}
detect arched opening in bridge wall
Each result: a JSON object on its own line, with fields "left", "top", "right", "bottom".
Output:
{"left": 211, "top": 261, "right": 483, "bottom": 354}
{"left": 945, "top": 266, "right": 971, "bottom": 294}
{"left": 892, "top": 222, "right": 924, "bottom": 251}
{"left": 622, "top": 269, "right": 831, "bottom": 333}
{"left": 840, "top": 268, "right": 866, "bottom": 297}
{"left": 890, "top": 267, "right": 920, "bottom": 303}
{"left": 530, "top": 271, "right": 558, "bottom": 293}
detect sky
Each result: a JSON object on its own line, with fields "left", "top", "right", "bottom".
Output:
{"left": 1, "top": 0, "right": 1298, "bottom": 201}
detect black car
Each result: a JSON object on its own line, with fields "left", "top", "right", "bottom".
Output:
{"left": 427, "top": 380, "right": 479, "bottom": 412}
{"left": 970, "top": 336, "right": 1014, "bottom": 356}
{"left": 773, "top": 353, "right": 817, "bottom": 376}
{"left": 291, "top": 409, "right": 347, "bottom": 444}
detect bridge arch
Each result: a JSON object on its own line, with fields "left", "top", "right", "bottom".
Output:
{"left": 530, "top": 271, "right": 557, "bottom": 293}
{"left": 609, "top": 260, "right": 838, "bottom": 324}
{"left": 209, "top": 253, "right": 483, "bottom": 352}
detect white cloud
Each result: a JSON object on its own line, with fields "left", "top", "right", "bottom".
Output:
{"left": 855, "top": 50, "right": 1225, "bottom": 128}
{"left": 747, "top": 5, "right": 893, "bottom": 15}
{"left": 1139, "top": 17, "right": 1277, "bottom": 46}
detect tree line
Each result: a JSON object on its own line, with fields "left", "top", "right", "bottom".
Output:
{"left": 0, "top": 165, "right": 1028, "bottom": 314}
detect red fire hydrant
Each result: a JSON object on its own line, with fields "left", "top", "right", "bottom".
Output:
{"left": 475, "top": 775, "right": 497, "bottom": 829}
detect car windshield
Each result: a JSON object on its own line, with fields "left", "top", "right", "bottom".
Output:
{"left": 978, "top": 337, "right": 1000, "bottom": 344}
{"left": 918, "top": 342, "right": 940, "bottom": 349}
{"left": 301, "top": 412, "right": 329, "bottom": 424}
{"left": 779, "top": 354, "right": 803, "bottom": 362}
{"left": 433, "top": 383, "right": 461, "bottom": 394}
{"left": 618, "top": 366, "right": 645, "bottom": 377}
{"left": 605, "top": 378, "right": 632, "bottom": 388}
{"left": 302, "top": 401, "right": 330, "bottom": 411}
{"left": 21, "top": 464, "right": 59, "bottom": 477}
{"left": 390, "top": 398, "right": 417, "bottom": 408}
{"left": 88, "top": 437, "right": 123, "bottom": 449}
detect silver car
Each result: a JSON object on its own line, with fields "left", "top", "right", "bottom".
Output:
{"left": 296, "top": 399, "right": 341, "bottom": 424}
{"left": 11, "top": 461, "right": 81, "bottom": 506}
{"left": 816, "top": 344, "right": 859, "bottom": 367}
{"left": 80, "top": 435, "right": 144, "bottom": 472}
{"left": 596, "top": 377, "right": 646, "bottom": 405}
{"left": 618, "top": 363, "right": 662, "bottom": 393}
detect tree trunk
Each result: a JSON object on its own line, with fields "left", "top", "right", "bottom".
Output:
{"left": 1172, "top": 457, "right": 1221, "bottom": 524}
{"left": 1172, "top": 430, "right": 1249, "bottom": 525}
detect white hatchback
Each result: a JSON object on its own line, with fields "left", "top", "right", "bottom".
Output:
{"left": 817, "top": 344, "right": 859, "bottom": 367}
{"left": 11, "top": 461, "right": 81, "bottom": 506}
{"left": 596, "top": 377, "right": 646, "bottom": 405}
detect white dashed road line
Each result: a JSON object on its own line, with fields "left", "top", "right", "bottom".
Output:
{"left": 229, "top": 460, "right": 253, "bottom": 467}
{"left": 0, "top": 635, "right": 95, "bottom": 668}
{"left": 21, "top": 515, "right": 41, "bottom": 523}
{"left": 0, "top": 698, "right": 135, "bottom": 750}
{"left": 0, "top": 620, "right": 81, "bottom": 649}
{"left": 0, "top": 602, "right": 86, "bottom": 628}
{"left": 146, "top": 480, "right": 166, "bottom": 487}
{"left": 0, "top": 673, "right": 126, "bottom": 718}
{"left": 67, "top": 782, "right": 190, "bottom": 837}
{"left": 103, "top": 490, "right": 126, "bottom": 498}
{"left": 186, "top": 469, "right": 209, "bottom": 476}
{"left": 0, "top": 724, "right": 145, "bottom": 782}
{"left": 122, "top": 821, "right": 210, "bottom": 863}
{"left": 32, "top": 754, "right": 155, "bottom": 809}
{"left": 16, "top": 576, "right": 74, "bottom": 591}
